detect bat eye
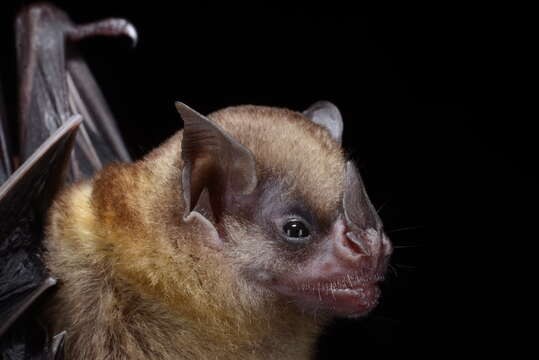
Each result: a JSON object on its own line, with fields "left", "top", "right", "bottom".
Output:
{"left": 283, "top": 220, "right": 310, "bottom": 240}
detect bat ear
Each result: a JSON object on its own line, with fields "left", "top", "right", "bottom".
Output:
{"left": 303, "top": 101, "right": 343, "bottom": 144}
{"left": 175, "top": 102, "right": 257, "bottom": 247}
{"left": 343, "top": 161, "right": 381, "bottom": 231}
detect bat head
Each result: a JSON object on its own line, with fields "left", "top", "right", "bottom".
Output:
{"left": 176, "top": 101, "right": 392, "bottom": 318}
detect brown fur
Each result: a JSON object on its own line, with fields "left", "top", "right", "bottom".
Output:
{"left": 44, "top": 105, "right": 345, "bottom": 359}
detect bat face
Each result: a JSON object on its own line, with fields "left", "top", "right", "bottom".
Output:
{"left": 221, "top": 164, "right": 391, "bottom": 318}
{"left": 178, "top": 102, "right": 392, "bottom": 318}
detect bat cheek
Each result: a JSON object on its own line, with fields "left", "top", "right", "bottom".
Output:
{"left": 269, "top": 224, "right": 388, "bottom": 316}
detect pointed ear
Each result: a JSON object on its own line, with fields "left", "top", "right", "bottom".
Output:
{"left": 303, "top": 101, "right": 343, "bottom": 144}
{"left": 175, "top": 102, "right": 257, "bottom": 222}
{"left": 343, "top": 161, "right": 381, "bottom": 231}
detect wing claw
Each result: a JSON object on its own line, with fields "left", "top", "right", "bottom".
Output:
{"left": 67, "top": 18, "right": 138, "bottom": 46}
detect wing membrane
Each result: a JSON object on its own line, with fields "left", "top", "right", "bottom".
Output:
{"left": 1, "top": 4, "right": 137, "bottom": 358}
{"left": 0, "top": 117, "right": 80, "bottom": 337}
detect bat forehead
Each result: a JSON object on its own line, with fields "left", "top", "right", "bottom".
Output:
{"left": 209, "top": 105, "right": 345, "bottom": 218}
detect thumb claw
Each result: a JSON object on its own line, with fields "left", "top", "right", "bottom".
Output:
{"left": 67, "top": 18, "right": 138, "bottom": 46}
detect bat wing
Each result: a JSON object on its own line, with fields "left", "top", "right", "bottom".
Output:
{"left": 0, "top": 118, "right": 80, "bottom": 359}
{"left": 1, "top": 3, "right": 137, "bottom": 358}
{"left": 16, "top": 3, "right": 134, "bottom": 181}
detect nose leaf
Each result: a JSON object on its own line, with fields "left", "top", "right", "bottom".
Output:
{"left": 343, "top": 161, "right": 381, "bottom": 231}
{"left": 342, "top": 161, "right": 392, "bottom": 267}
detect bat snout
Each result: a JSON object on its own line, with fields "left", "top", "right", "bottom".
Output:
{"left": 333, "top": 218, "right": 392, "bottom": 270}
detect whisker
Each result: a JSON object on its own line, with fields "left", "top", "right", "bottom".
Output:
{"left": 376, "top": 198, "right": 391, "bottom": 214}
{"left": 387, "top": 264, "right": 398, "bottom": 277}
{"left": 393, "top": 244, "right": 423, "bottom": 249}
{"left": 386, "top": 225, "right": 424, "bottom": 234}
{"left": 393, "top": 264, "right": 417, "bottom": 270}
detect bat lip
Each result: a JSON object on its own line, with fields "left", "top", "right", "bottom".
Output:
{"left": 272, "top": 273, "right": 384, "bottom": 317}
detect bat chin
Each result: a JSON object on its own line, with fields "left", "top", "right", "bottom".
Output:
{"left": 271, "top": 274, "right": 383, "bottom": 318}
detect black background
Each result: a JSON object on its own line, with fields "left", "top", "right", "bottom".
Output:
{"left": 0, "top": 1, "right": 532, "bottom": 358}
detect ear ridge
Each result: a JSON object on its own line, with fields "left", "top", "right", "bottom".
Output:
{"left": 182, "top": 188, "right": 222, "bottom": 250}
{"left": 303, "top": 100, "right": 343, "bottom": 144}
{"left": 175, "top": 102, "right": 257, "bottom": 220}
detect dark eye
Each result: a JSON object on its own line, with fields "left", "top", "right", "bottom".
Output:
{"left": 283, "top": 220, "right": 310, "bottom": 239}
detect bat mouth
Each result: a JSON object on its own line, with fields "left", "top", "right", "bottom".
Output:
{"left": 273, "top": 273, "right": 384, "bottom": 317}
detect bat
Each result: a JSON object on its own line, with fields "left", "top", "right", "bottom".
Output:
{"left": 0, "top": 3, "right": 392, "bottom": 359}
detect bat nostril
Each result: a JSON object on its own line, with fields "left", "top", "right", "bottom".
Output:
{"left": 344, "top": 232, "right": 370, "bottom": 256}
{"left": 346, "top": 235, "right": 363, "bottom": 255}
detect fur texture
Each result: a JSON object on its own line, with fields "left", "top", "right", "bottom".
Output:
{"left": 44, "top": 105, "right": 345, "bottom": 359}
